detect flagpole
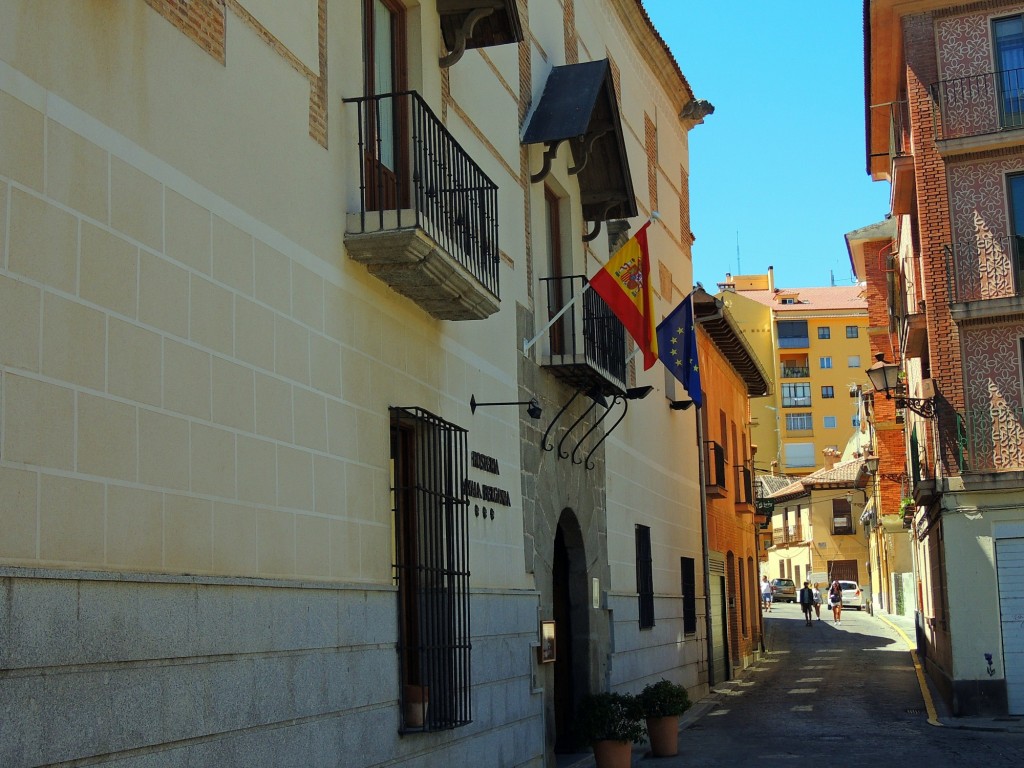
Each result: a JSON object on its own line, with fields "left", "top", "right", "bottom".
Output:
{"left": 522, "top": 212, "right": 660, "bottom": 356}
{"left": 522, "top": 291, "right": 585, "bottom": 354}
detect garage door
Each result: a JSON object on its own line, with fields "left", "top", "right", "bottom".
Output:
{"left": 997, "top": 537, "right": 1024, "bottom": 715}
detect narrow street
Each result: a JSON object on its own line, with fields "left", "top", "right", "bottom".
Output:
{"left": 594, "top": 603, "right": 1024, "bottom": 767}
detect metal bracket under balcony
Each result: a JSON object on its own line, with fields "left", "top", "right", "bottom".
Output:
{"left": 344, "top": 91, "right": 500, "bottom": 321}
{"left": 538, "top": 275, "right": 627, "bottom": 396}
{"left": 944, "top": 237, "right": 1024, "bottom": 323}
{"left": 437, "top": 0, "right": 523, "bottom": 68}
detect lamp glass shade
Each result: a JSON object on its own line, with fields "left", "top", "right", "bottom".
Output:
{"left": 865, "top": 359, "right": 900, "bottom": 393}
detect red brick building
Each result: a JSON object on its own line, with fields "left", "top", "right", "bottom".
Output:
{"left": 865, "top": 0, "right": 1024, "bottom": 716}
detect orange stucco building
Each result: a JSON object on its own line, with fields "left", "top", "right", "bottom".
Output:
{"left": 694, "top": 289, "right": 771, "bottom": 677}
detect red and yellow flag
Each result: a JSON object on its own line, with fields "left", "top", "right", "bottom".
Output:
{"left": 588, "top": 221, "right": 657, "bottom": 369}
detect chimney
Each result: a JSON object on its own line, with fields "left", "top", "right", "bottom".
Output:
{"left": 767, "top": 265, "right": 775, "bottom": 292}
{"left": 822, "top": 447, "right": 839, "bottom": 471}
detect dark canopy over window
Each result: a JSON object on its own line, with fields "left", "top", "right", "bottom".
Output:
{"left": 522, "top": 60, "right": 637, "bottom": 223}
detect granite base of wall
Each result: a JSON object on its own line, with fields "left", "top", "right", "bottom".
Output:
{"left": 0, "top": 569, "right": 542, "bottom": 768}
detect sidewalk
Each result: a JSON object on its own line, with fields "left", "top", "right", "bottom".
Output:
{"left": 872, "top": 609, "right": 1024, "bottom": 734}
{"left": 559, "top": 607, "right": 1022, "bottom": 768}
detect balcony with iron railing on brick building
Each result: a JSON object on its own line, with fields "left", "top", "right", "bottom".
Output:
{"left": 957, "top": 406, "right": 1024, "bottom": 475}
{"left": 944, "top": 235, "right": 1024, "bottom": 314}
{"left": 734, "top": 464, "right": 753, "bottom": 506}
{"left": 932, "top": 68, "right": 1024, "bottom": 142}
{"left": 704, "top": 441, "right": 726, "bottom": 497}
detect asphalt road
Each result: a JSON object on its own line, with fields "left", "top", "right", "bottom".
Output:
{"left": 665, "top": 602, "right": 1024, "bottom": 767}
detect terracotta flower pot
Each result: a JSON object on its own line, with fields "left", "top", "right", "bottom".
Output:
{"left": 403, "top": 684, "right": 429, "bottom": 728}
{"left": 645, "top": 715, "right": 679, "bottom": 757}
{"left": 592, "top": 739, "right": 633, "bottom": 768}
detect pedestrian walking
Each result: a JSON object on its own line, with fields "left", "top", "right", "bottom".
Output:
{"left": 828, "top": 579, "right": 843, "bottom": 625}
{"left": 811, "top": 583, "right": 822, "bottom": 620}
{"left": 760, "top": 576, "right": 773, "bottom": 613}
{"left": 798, "top": 581, "right": 814, "bottom": 626}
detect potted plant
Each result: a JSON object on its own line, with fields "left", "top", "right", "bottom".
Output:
{"left": 637, "top": 679, "right": 691, "bottom": 757}
{"left": 576, "top": 691, "right": 644, "bottom": 768}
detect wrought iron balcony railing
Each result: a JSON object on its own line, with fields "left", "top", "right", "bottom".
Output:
{"left": 869, "top": 101, "right": 910, "bottom": 188}
{"left": 944, "top": 236, "right": 1024, "bottom": 305}
{"left": 735, "top": 465, "right": 753, "bottom": 505}
{"left": 957, "top": 406, "right": 1024, "bottom": 474}
{"left": 772, "top": 523, "right": 803, "bottom": 546}
{"left": 780, "top": 366, "right": 810, "bottom": 379}
{"left": 932, "top": 68, "right": 1024, "bottom": 141}
{"left": 538, "top": 275, "right": 627, "bottom": 394}
{"left": 704, "top": 440, "right": 726, "bottom": 493}
{"left": 343, "top": 91, "right": 500, "bottom": 320}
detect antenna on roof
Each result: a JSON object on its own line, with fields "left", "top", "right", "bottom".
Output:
{"left": 736, "top": 231, "right": 741, "bottom": 274}
{"left": 830, "top": 269, "right": 835, "bottom": 287}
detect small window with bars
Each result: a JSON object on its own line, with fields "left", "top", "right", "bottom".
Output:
{"left": 391, "top": 406, "right": 471, "bottom": 732}
{"left": 680, "top": 557, "right": 697, "bottom": 635}
{"left": 831, "top": 498, "right": 855, "bottom": 535}
{"left": 636, "top": 525, "right": 655, "bottom": 629}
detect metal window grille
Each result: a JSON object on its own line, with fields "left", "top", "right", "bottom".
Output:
{"left": 636, "top": 525, "right": 654, "bottom": 629}
{"left": 680, "top": 557, "right": 697, "bottom": 635}
{"left": 391, "top": 406, "right": 471, "bottom": 732}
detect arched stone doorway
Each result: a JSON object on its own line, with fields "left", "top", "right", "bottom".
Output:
{"left": 553, "top": 509, "right": 590, "bottom": 752}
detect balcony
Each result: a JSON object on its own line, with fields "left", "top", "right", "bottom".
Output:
{"left": 781, "top": 396, "right": 811, "bottom": 408}
{"left": 777, "top": 336, "right": 809, "bottom": 349}
{"left": 343, "top": 91, "right": 500, "bottom": 321}
{"left": 704, "top": 441, "right": 727, "bottom": 497}
{"left": 780, "top": 365, "right": 810, "bottom": 379}
{"left": 957, "top": 406, "right": 1024, "bottom": 476}
{"left": 944, "top": 236, "right": 1024, "bottom": 321}
{"left": 932, "top": 68, "right": 1024, "bottom": 148}
{"left": 539, "top": 275, "right": 627, "bottom": 395}
{"left": 772, "top": 523, "right": 803, "bottom": 547}
{"left": 735, "top": 465, "right": 753, "bottom": 505}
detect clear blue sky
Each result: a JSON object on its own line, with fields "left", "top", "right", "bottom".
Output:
{"left": 641, "top": 1, "right": 891, "bottom": 292}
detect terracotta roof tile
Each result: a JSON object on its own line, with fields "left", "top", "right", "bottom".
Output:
{"left": 735, "top": 285, "right": 867, "bottom": 312}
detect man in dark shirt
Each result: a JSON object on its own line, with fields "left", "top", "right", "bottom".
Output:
{"left": 798, "top": 581, "right": 815, "bottom": 626}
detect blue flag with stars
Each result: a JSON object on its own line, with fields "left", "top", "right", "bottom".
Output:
{"left": 656, "top": 292, "right": 702, "bottom": 408}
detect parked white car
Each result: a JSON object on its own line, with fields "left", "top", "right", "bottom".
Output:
{"left": 839, "top": 580, "right": 864, "bottom": 610}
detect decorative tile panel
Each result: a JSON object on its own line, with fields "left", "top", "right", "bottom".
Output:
{"left": 948, "top": 157, "right": 1024, "bottom": 301}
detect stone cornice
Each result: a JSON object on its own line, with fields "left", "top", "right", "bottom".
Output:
{"left": 609, "top": 0, "right": 696, "bottom": 116}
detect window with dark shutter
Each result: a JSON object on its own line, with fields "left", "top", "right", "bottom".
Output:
{"left": 681, "top": 556, "right": 697, "bottom": 635}
{"left": 636, "top": 525, "right": 654, "bottom": 629}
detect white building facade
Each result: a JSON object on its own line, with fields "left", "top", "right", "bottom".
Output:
{"left": 0, "top": 1, "right": 713, "bottom": 764}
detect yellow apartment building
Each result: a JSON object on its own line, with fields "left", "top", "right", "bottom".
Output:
{"left": 718, "top": 269, "right": 871, "bottom": 476}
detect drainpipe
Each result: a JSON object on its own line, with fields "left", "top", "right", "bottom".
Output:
{"left": 696, "top": 403, "right": 714, "bottom": 688}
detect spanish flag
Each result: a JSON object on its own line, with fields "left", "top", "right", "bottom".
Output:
{"left": 588, "top": 221, "right": 657, "bottom": 369}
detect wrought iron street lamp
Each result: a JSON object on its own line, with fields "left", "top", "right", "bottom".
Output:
{"left": 470, "top": 394, "right": 543, "bottom": 419}
{"left": 864, "top": 354, "right": 935, "bottom": 418}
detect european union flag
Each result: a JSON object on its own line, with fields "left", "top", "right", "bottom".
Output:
{"left": 656, "top": 292, "right": 702, "bottom": 408}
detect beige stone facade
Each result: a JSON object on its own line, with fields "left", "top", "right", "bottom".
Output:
{"left": 1, "top": 1, "right": 715, "bottom": 765}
